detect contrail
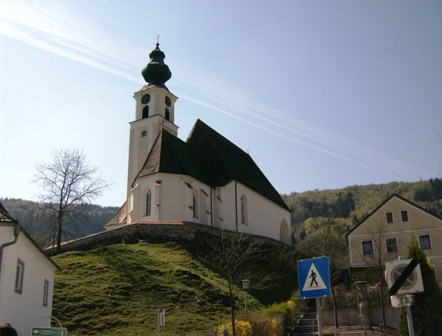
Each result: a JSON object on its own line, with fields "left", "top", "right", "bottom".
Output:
{"left": 0, "top": 0, "right": 430, "bottom": 181}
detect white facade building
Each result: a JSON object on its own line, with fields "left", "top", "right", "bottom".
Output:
{"left": 106, "top": 43, "right": 291, "bottom": 245}
{"left": 0, "top": 203, "right": 59, "bottom": 336}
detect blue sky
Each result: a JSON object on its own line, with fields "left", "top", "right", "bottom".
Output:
{"left": 1, "top": 0, "right": 441, "bottom": 207}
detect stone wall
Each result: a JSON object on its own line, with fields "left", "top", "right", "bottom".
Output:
{"left": 46, "top": 222, "right": 285, "bottom": 256}
{"left": 321, "top": 305, "right": 400, "bottom": 329}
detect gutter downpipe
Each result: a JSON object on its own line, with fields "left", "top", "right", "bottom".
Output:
{"left": 0, "top": 223, "right": 20, "bottom": 280}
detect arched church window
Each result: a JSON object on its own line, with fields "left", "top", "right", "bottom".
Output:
{"left": 142, "top": 106, "right": 149, "bottom": 119}
{"left": 193, "top": 190, "right": 199, "bottom": 219}
{"left": 141, "top": 130, "right": 147, "bottom": 137}
{"left": 240, "top": 194, "right": 247, "bottom": 225}
{"left": 165, "top": 108, "right": 170, "bottom": 121}
{"left": 146, "top": 190, "right": 151, "bottom": 216}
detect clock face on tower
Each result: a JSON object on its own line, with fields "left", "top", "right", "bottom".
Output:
{"left": 165, "top": 96, "right": 171, "bottom": 107}
{"left": 141, "top": 94, "right": 150, "bottom": 104}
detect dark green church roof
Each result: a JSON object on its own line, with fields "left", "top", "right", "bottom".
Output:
{"left": 135, "top": 119, "right": 289, "bottom": 211}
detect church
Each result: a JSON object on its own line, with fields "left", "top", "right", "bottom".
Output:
{"left": 105, "top": 43, "right": 292, "bottom": 245}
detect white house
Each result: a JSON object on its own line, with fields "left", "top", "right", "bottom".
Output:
{"left": 0, "top": 202, "right": 60, "bottom": 335}
{"left": 105, "top": 43, "right": 292, "bottom": 245}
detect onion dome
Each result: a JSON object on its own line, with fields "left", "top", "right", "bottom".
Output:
{"left": 141, "top": 43, "right": 172, "bottom": 87}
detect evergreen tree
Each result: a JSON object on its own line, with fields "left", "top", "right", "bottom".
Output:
{"left": 398, "top": 236, "right": 442, "bottom": 336}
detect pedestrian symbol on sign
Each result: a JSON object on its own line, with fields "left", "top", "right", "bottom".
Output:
{"left": 302, "top": 263, "right": 328, "bottom": 292}
{"left": 309, "top": 269, "right": 318, "bottom": 286}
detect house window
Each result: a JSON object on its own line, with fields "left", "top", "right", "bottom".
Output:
{"left": 419, "top": 235, "right": 431, "bottom": 250}
{"left": 146, "top": 190, "right": 151, "bottom": 216}
{"left": 193, "top": 191, "right": 198, "bottom": 219}
{"left": 240, "top": 195, "right": 247, "bottom": 225}
{"left": 15, "top": 259, "right": 25, "bottom": 294}
{"left": 362, "top": 241, "right": 373, "bottom": 256}
{"left": 386, "top": 238, "right": 398, "bottom": 253}
{"left": 401, "top": 210, "right": 409, "bottom": 222}
{"left": 43, "top": 279, "right": 49, "bottom": 307}
{"left": 386, "top": 212, "right": 394, "bottom": 224}
{"left": 141, "top": 130, "right": 147, "bottom": 137}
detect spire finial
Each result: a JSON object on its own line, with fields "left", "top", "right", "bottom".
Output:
{"left": 141, "top": 39, "right": 172, "bottom": 87}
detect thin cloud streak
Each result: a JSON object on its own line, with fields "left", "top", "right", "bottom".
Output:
{"left": 0, "top": 0, "right": 429, "bottom": 182}
{"left": 175, "top": 74, "right": 427, "bottom": 179}
{"left": 180, "top": 93, "right": 408, "bottom": 181}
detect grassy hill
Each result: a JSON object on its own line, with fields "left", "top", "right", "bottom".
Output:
{"left": 52, "top": 239, "right": 297, "bottom": 335}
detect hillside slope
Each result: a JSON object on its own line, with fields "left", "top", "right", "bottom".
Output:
{"left": 282, "top": 178, "right": 442, "bottom": 240}
{"left": 52, "top": 240, "right": 296, "bottom": 335}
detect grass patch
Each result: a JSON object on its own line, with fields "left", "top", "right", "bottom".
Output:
{"left": 53, "top": 240, "right": 296, "bottom": 335}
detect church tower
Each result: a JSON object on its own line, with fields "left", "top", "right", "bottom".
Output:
{"left": 127, "top": 43, "right": 178, "bottom": 196}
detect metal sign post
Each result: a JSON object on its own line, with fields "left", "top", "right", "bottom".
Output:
{"left": 405, "top": 297, "right": 415, "bottom": 336}
{"left": 297, "top": 257, "right": 331, "bottom": 336}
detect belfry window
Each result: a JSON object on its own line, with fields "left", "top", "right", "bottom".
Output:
{"left": 165, "top": 108, "right": 170, "bottom": 121}
{"left": 142, "top": 106, "right": 149, "bottom": 119}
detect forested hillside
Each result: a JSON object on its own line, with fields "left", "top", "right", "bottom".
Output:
{"left": 0, "top": 198, "right": 118, "bottom": 245}
{"left": 282, "top": 178, "right": 442, "bottom": 243}
{"left": 2, "top": 178, "right": 441, "bottom": 247}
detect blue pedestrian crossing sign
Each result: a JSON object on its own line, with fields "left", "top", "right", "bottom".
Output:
{"left": 298, "top": 257, "right": 331, "bottom": 299}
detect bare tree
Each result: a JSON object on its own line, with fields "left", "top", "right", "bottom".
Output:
{"left": 358, "top": 214, "right": 397, "bottom": 327}
{"left": 34, "top": 149, "right": 111, "bottom": 253}
{"left": 198, "top": 231, "right": 273, "bottom": 336}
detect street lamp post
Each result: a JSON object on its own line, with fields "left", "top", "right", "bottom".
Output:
{"left": 242, "top": 279, "right": 250, "bottom": 320}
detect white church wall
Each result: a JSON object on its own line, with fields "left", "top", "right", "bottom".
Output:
{"left": 130, "top": 173, "right": 214, "bottom": 224}
{"left": 164, "top": 175, "right": 211, "bottom": 224}
{"left": 212, "top": 181, "right": 290, "bottom": 243}
{"left": 216, "top": 182, "right": 237, "bottom": 232}
{"left": 159, "top": 174, "right": 188, "bottom": 220}
{"left": 235, "top": 183, "right": 290, "bottom": 242}
{"left": 0, "top": 226, "right": 57, "bottom": 336}
{"left": 128, "top": 174, "right": 290, "bottom": 244}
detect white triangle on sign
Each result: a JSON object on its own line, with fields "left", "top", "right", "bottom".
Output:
{"left": 302, "top": 263, "right": 327, "bottom": 291}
